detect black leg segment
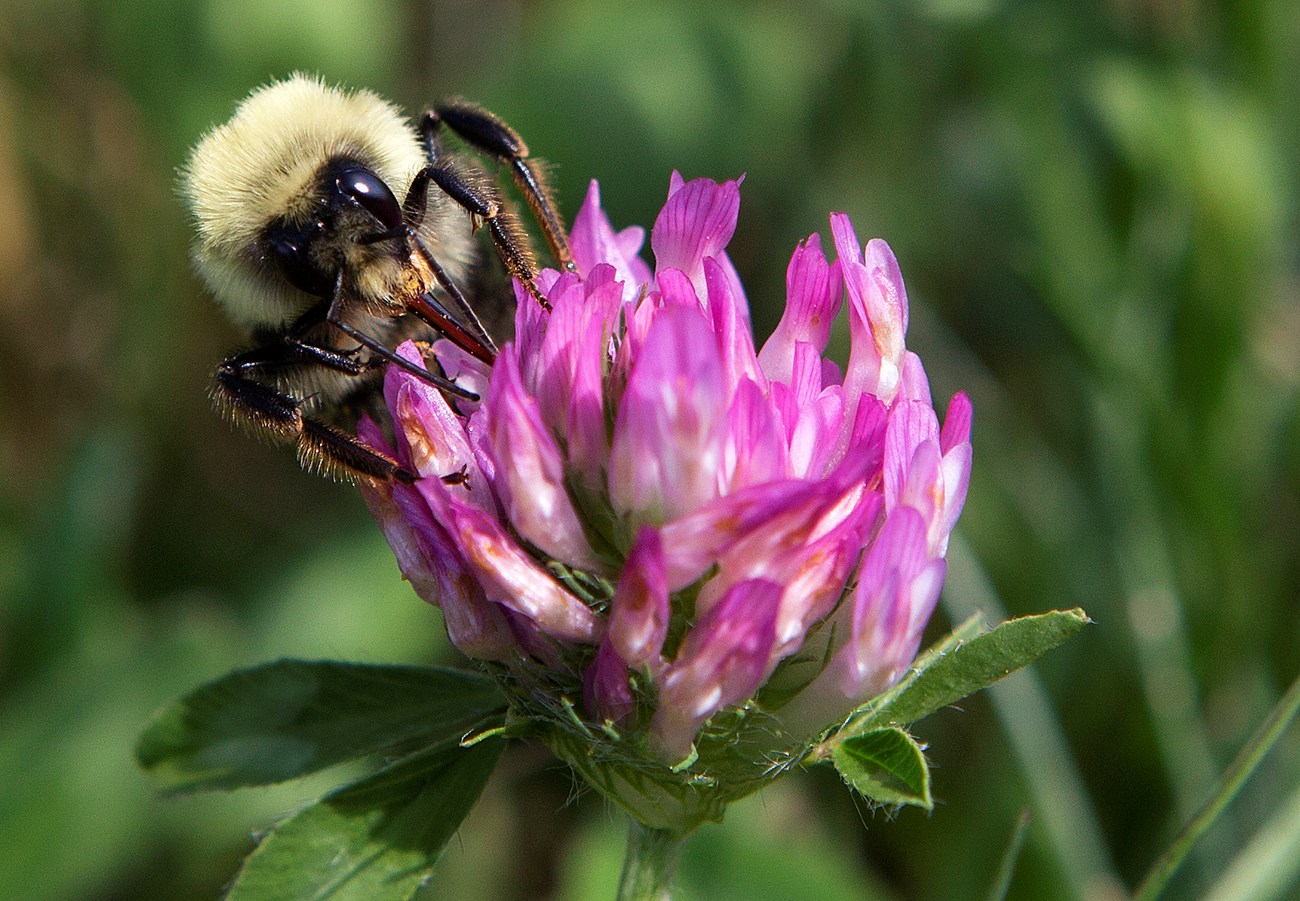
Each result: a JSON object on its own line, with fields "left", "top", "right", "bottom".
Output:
{"left": 423, "top": 102, "right": 577, "bottom": 275}
{"left": 212, "top": 358, "right": 414, "bottom": 483}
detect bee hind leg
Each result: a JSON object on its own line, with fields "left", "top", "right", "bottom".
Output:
{"left": 212, "top": 354, "right": 415, "bottom": 484}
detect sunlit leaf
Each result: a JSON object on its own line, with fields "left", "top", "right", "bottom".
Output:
{"left": 832, "top": 727, "right": 931, "bottom": 810}
{"left": 137, "top": 660, "right": 506, "bottom": 793}
{"left": 854, "top": 608, "right": 1089, "bottom": 730}
{"left": 226, "top": 737, "right": 504, "bottom": 901}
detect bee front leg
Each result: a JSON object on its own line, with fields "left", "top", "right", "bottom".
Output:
{"left": 423, "top": 102, "right": 577, "bottom": 275}
{"left": 405, "top": 158, "right": 550, "bottom": 311}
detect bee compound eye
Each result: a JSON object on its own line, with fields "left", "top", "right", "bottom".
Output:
{"left": 266, "top": 221, "right": 335, "bottom": 297}
{"left": 337, "top": 167, "right": 404, "bottom": 231}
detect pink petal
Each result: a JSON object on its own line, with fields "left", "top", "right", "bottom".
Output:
{"left": 864, "top": 238, "right": 909, "bottom": 350}
{"left": 700, "top": 477, "right": 882, "bottom": 632}
{"left": 583, "top": 639, "right": 636, "bottom": 725}
{"left": 651, "top": 176, "right": 742, "bottom": 301}
{"left": 940, "top": 392, "right": 973, "bottom": 455}
{"left": 883, "top": 400, "right": 941, "bottom": 512}
{"left": 657, "top": 479, "right": 820, "bottom": 591}
{"left": 832, "top": 218, "right": 912, "bottom": 414}
{"left": 384, "top": 343, "right": 495, "bottom": 511}
{"left": 420, "top": 486, "right": 602, "bottom": 644}
{"left": 387, "top": 482, "right": 519, "bottom": 661}
{"left": 897, "top": 440, "right": 941, "bottom": 527}
{"left": 722, "top": 378, "right": 790, "bottom": 490}
{"left": 608, "top": 528, "right": 670, "bottom": 668}
{"left": 533, "top": 270, "right": 621, "bottom": 489}
{"left": 570, "top": 180, "right": 652, "bottom": 301}
{"left": 786, "top": 382, "right": 841, "bottom": 480}
{"left": 705, "top": 256, "right": 765, "bottom": 395}
{"left": 897, "top": 351, "right": 932, "bottom": 405}
{"left": 356, "top": 448, "right": 517, "bottom": 661}
{"left": 838, "top": 506, "right": 945, "bottom": 698}
{"left": 485, "top": 351, "right": 603, "bottom": 571}
{"left": 511, "top": 279, "right": 550, "bottom": 386}
{"left": 770, "top": 489, "right": 882, "bottom": 656}
{"left": 651, "top": 578, "right": 781, "bottom": 760}
{"left": 608, "top": 304, "right": 728, "bottom": 527}
{"left": 937, "top": 442, "right": 972, "bottom": 553}
{"left": 758, "top": 233, "right": 844, "bottom": 385}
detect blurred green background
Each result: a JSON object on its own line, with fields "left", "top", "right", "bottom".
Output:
{"left": 1, "top": 0, "right": 1298, "bottom": 898}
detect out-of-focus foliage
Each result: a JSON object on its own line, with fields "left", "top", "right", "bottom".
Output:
{"left": 0, "top": 1, "right": 1296, "bottom": 899}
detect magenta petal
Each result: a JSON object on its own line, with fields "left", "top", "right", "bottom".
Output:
{"left": 863, "top": 238, "right": 909, "bottom": 351}
{"left": 787, "top": 386, "right": 843, "bottom": 479}
{"left": 702, "top": 475, "right": 880, "bottom": 624}
{"left": 653, "top": 267, "right": 702, "bottom": 314}
{"left": 536, "top": 267, "right": 619, "bottom": 428}
{"left": 567, "top": 310, "right": 616, "bottom": 490}
{"left": 897, "top": 351, "right": 932, "bottom": 405}
{"left": 358, "top": 462, "right": 516, "bottom": 661}
{"left": 758, "top": 234, "right": 844, "bottom": 385}
{"left": 533, "top": 270, "right": 621, "bottom": 489}
{"left": 384, "top": 342, "right": 495, "bottom": 511}
{"left": 704, "top": 256, "right": 765, "bottom": 395}
{"left": 609, "top": 304, "right": 728, "bottom": 526}
{"left": 813, "top": 391, "right": 888, "bottom": 485}
{"left": 609, "top": 528, "right": 670, "bottom": 668}
{"left": 883, "top": 400, "right": 941, "bottom": 513}
{"left": 830, "top": 215, "right": 885, "bottom": 423}
{"left": 570, "top": 181, "right": 652, "bottom": 300}
{"left": 584, "top": 639, "right": 636, "bottom": 725}
{"left": 572, "top": 182, "right": 647, "bottom": 291}
{"left": 657, "top": 479, "right": 818, "bottom": 591}
{"left": 770, "top": 489, "right": 882, "bottom": 656}
{"left": 936, "top": 441, "right": 972, "bottom": 553}
{"left": 723, "top": 378, "right": 789, "bottom": 490}
{"left": 941, "top": 392, "right": 973, "bottom": 455}
{"left": 651, "top": 578, "right": 781, "bottom": 760}
{"left": 388, "top": 483, "right": 518, "bottom": 661}
{"left": 896, "top": 440, "right": 941, "bottom": 528}
{"left": 430, "top": 338, "right": 491, "bottom": 412}
{"left": 511, "top": 280, "right": 549, "bottom": 384}
{"left": 421, "top": 486, "right": 602, "bottom": 644}
{"left": 651, "top": 176, "right": 742, "bottom": 300}
{"left": 356, "top": 415, "right": 400, "bottom": 467}
{"left": 838, "top": 506, "right": 945, "bottom": 698}
{"left": 485, "top": 351, "right": 602, "bottom": 571}
{"left": 831, "top": 217, "right": 913, "bottom": 411}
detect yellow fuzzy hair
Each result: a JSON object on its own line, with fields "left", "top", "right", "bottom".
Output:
{"left": 182, "top": 75, "right": 433, "bottom": 327}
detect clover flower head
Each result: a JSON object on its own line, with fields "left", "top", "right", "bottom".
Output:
{"left": 360, "top": 173, "right": 971, "bottom": 821}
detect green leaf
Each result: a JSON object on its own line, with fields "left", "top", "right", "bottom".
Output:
{"left": 832, "top": 726, "right": 932, "bottom": 810}
{"left": 227, "top": 736, "right": 504, "bottom": 901}
{"left": 137, "top": 660, "right": 506, "bottom": 793}
{"left": 855, "top": 608, "right": 1089, "bottom": 731}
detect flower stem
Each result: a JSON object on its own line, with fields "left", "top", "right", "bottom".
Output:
{"left": 616, "top": 819, "right": 683, "bottom": 901}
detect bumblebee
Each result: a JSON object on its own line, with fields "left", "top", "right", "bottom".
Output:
{"left": 183, "top": 75, "right": 573, "bottom": 482}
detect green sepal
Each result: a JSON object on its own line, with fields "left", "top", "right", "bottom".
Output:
{"left": 225, "top": 736, "right": 504, "bottom": 901}
{"left": 832, "top": 726, "right": 932, "bottom": 810}
{"left": 849, "top": 608, "right": 1089, "bottom": 733}
{"left": 136, "top": 659, "right": 506, "bottom": 793}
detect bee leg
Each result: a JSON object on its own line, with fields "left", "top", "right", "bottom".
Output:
{"left": 405, "top": 161, "right": 551, "bottom": 311}
{"left": 422, "top": 103, "right": 577, "bottom": 275}
{"left": 318, "top": 277, "right": 483, "bottom": 399}
{"left": 212, "top": 348, "right": 416, "bottom": 484}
